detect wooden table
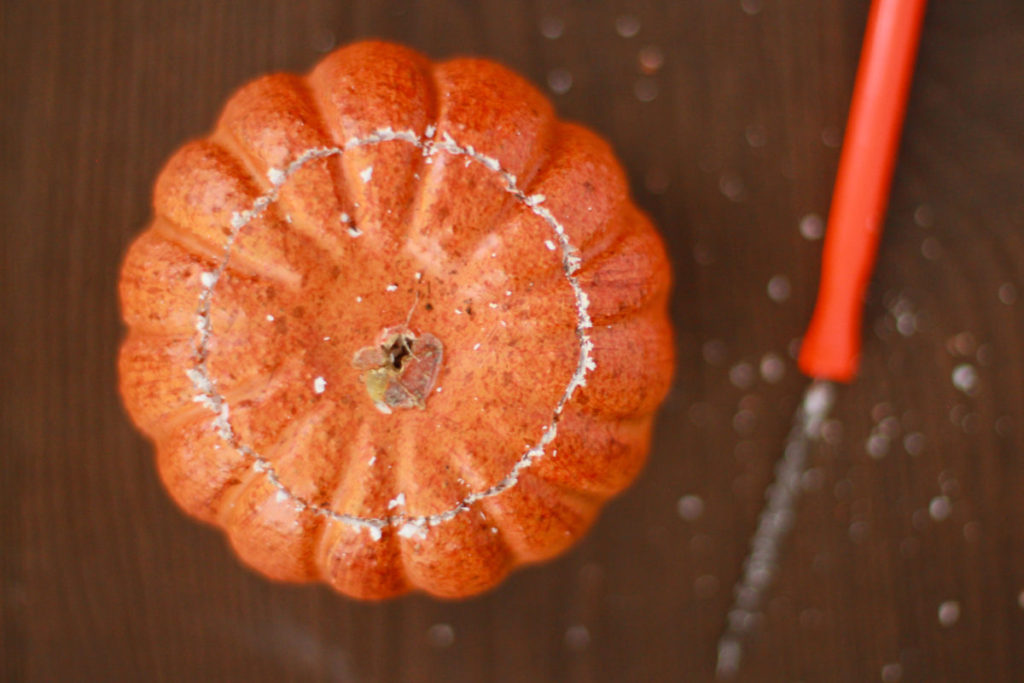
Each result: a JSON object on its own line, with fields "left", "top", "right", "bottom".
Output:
{"left": 4, "top": 1, "right": 1023, "bottom": 680}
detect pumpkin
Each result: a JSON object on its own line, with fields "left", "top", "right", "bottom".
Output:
{"left": 118, "top": 40, "right": 674, "bottom": 599}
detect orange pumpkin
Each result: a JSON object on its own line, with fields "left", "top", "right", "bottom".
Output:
{"left": 118, "top": 40, "right": 674, "bottom": 599}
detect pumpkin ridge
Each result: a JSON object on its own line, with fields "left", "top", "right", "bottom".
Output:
{"left": 183, "top": 129, "right": 597, "bottom": 539}
{"left": 211, "top": 126, "right": 349, "bottom": 270}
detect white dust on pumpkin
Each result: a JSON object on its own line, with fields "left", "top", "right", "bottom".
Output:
{"left": 184, "top": 125, "right": 597, "bottom": 541}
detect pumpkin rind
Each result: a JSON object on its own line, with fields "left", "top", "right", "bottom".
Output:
{"left": 118, "top": 40, "right": 674, "bottom": 599}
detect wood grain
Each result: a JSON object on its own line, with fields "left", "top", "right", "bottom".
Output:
{"left": 3, "top": 1, "right": 1024, "bottom": 681}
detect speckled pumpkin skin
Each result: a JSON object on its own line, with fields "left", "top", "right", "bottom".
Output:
{"left": 118, "top": 40, "right": 674, "bottom": 599}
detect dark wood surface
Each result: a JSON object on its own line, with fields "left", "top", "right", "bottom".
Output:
{"left": 4, "top": 1, "right": 1024, "bottom": 681}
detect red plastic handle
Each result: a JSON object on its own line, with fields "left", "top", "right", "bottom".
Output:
{"left": 798, "top": 0, "right": 928, "bottom": 382}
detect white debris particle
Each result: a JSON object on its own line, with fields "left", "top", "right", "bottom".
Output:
{"left": 677, "top": 494, "right": 705, "bottom": 521}
{"left": 267, "top": 167, "right": 286, "bottom": 185}
{"left": 473, "top": 343, "right": 481, "bottom": 351}
{"left": 355, "top": 296, "right": 362, "bottom": 302}
{"left": 767, "top": 275, "right": 792, "bottom": 302}
{"left": 929, "top": 495, "right": 952, "bottom": 521}
{"left": 729, "top": 362, "right": 755, "bottom": 389}
{"left": 615, "top": 14, "right": 640, "bottom": 37}
{"left": 951, "top": 364, "right": 979, "bottom": 395}
{"left": 866, "top": 433, "right": 890, "bottom": 459}
{"left": 799, "top": 213, "right": 824, "bottom": 240}
{"left": 740, "top": 0, "right": 763, "bottom": 16}
{"left": 903, "top": 432, "right": 925, "bottom": 456}
{"left": 544, "top": 239, "right": 557, "bottom": 251}
{"left": 367, "top": 525, "right": 382, "bottom": 541}
{"left": 881, "top": 662, "right": 903, "bottom": 682}
{"left": 938, "top": 600, "right": 961, "bottom": 627}
{"left": 634, "top": 77, "right": 659, "bottom": 102}
{"left": 547, "top": 68, "right": 573, "bottom": 94}
{"left": 368, "top": 456, "right": 376, "bottom": 466}
{"left": 914, "top": 203, "right": 935, "bottom": 227}
{"left": 266, "top": 314, "right": 275, "bottom": 322}
{"left": 999, "top": 282, "right": 1017, "bottom": 305}
{"left": 539, "top": 16, "right": 564, "bottom": 39}
{"left": 360, "top": 165, "right": 374, "bottom": 182}
{"left": 385, "top": 283, "right": 398, "bottom": 292}
{"left": 564, "top": 625, "right": 591, "bottom": 651}
{"left": 398, "top": 521, "right": 426, "bottom": 539}
{"left": 745, "top": 123, "right": 766, "bottom": 147}
{"left": 347, "top": 226, "right": 362, "bottom": 237}
{"left": 313, "top": 376, "right": 327, "bottom": 394}
{"left": 702, "top": 339, "right": 727, "bottom": 365}
{"left": 387, "top": 492, "right": 406, "bottom": 510}
{"left": 427, "top": 623, "right": 455, "bottom": 648}
{"left": 415, "top": 271, "right": 423, "bottom": 281}
{"left": 718, "top": 171, "right": 745, "bottom": 201}
{"left": 339, "top": 211, "right": 350, "bottom": 223}
{"left": 638, "top": 45, "right": 665, "bottom": 74}
{"left": 759, "top": 353, "right": 785, "bottom": 383}
{"left": 200, "top": 271, "right": 218, "bottom": 288}
{"left": 821, "top": 125, "right": 842, "bottom": 148}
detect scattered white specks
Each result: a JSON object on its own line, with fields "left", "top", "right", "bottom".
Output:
{"left": 799, "top": 213, "right": 825, "bottom": 240}
{"left": 266, "top": 314, "right": 275, "bottom": 322}
{"left": 539, "top": 16, "right": 564, "bottom": 39}
{"left": 767, "top": 275, "right": 792, "bottom": 302}
{"left": 564, "top": 625, "right": 591, "bottom": 651}
{"left": 385, "top": 283, "right": 398, "bottom": 292}
{"left": 951, "top": 364, "right": 979, "bottom": 395}
{"left": 881, "top": 662, "right": 903, "bottom": 682}
{"left": 999, "top": 282, "right": 1018, "bottom": 305}
{"left": 267, "top": 167, "right": 286, "bottom": 185}
{"left": 729, "top": 362, "right": 755, "bottom": 389}
{"left": 387, "top": 492, "right": 406, "bottom": 510}
{"left": 938, "top": 600, "right": 961, "bottom": 627}
{"left": 200, "top": 271, "right": 218, "bottom": 288}
{"left": 759, "top": 353, "right": 785, "bottom": 383}
{"left": 677, "top": 494, "right": 705, "bottom": 521}
{"left": 615, "top": 14, "right": 641, "bottom": 38}
{"left": 929, "top": 495, "right": 952, "bottom": 521}
{"left": 547, "top": 68, "right": 573, "bottom": 94}
{"left": 545, "top": 239, "right": 557, "bottom": 251}
{"left": 347, "top": 225, "right": 362, "bottom": 237}
{"left": 313, "top": 376, "right": 327, "bottom": 394}
{"left": 427, "top": 623, "right": 455, "bottom": 648}
{"left": 367, "top": 525, "right": 382, "bottom": 541}
{"left": 359, "top": 165, "right": 374, "bottom": 182}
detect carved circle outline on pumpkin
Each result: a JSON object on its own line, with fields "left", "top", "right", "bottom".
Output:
{"left": 187, "top": 125, "right": 596, "bottom": 541}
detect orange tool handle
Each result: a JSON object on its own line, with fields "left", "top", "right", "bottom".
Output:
{"left": 798, "top": 0, "right": 928, "bottom": 382}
